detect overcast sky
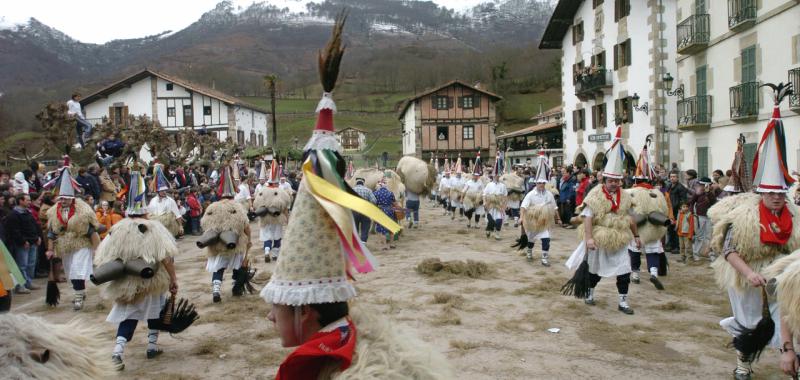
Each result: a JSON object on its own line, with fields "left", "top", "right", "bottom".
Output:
{"left": 2, "top": 0, "right": 488, "bottom": 44}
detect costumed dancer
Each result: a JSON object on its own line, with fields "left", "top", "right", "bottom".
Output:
{"left": 45, "top": 158, "right": 101, "bottom": 311}
{"left": 462, "top": 171, "right": 484, "bottom": 229}
{"left": 501, "top": 170, "right": 525, "bottom": 227}
{"left": 199, "top": 165, "right": 252, "bottom": 303}
{"left": 438, "top": 166, "right": 451, "bottom": 216}
{"left": 255, "top": 160, "right": 268, "bottom": 194}
{"left": 94, "top": 170, "right": 179, "bottom": 370}
{"left": 253, "top": 159, "right": 292, "bottom": 263}
{"left": 147, "top": 164, "right": 183, "bottom": 238}
{"left": 261, "top": 15, "right": 450, "bottom": 378}
{"left": 519, "top": 153, "right": 560, "bottom": 265}
{"left": 627, "top": 137, "right": 670, "bottom": 290}
{"left": 709, "top": 84, "right": 799, "bottom": 379}
{"left": 430, "top": 155, "right": 440, "bottom": 206}
{"left": 483, "top": 170, "right": 508, "bottom": 240}
{"left": 449, "top": 158, "right": 466, "bottom": 221}
{"left": 565, "top": 126, "right": 640, "bottom": 315}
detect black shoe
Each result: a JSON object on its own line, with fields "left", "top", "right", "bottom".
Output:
{"left": 618, "top": 305, "right": 635, "bottom": 315}
{"left": 650, "top": 275, "right": 665, "bottom": 290}
{"left": 112, "top": 354, "right": 124, "bottom": 371}
{"left": 212, "top": 292, "right": 221, "bottom": 303}
{"left": 146, "top": 349, "right": 163, "bottom": 359}
{"left": 265, "top": 255, "right": 271, "bottom": 263}
{"left": 584, "top": 298, "right": 596, "bottom": 306}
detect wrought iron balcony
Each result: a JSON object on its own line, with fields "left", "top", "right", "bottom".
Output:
{"left": 790, "top": 67, "right": 800, "bottom": 111}
{"left": 677, "top": 14, "right": 710, "bottom": 55}
{"left": 730, "top": 81, "right": 760, "bottom": 121}
{"left": 575, "top": 69, "right": 612, "bottom": 100}
{"left": 729, "top": 0, "right": 757, "bottom": 31}
{"left": 677, "top": 95, "right": 712, "bottom": 130}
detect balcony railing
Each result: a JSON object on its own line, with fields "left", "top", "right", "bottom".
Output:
{"left": 730, "top": 81, "right": 760, "bottom": 121}
{"left": 677, "top": 95, "right": 712, "bottom": 130}
{"left": 790, "top": 67, "right": 800, "bottom": 111}
{"left": 728, "top": 0, "right": 757, "bottom": 31}
{"left": 575, "top": 69, "right": 612, "bottom": 100}
{"left": 677, "top": 14, "right": 710, "bottom": 55}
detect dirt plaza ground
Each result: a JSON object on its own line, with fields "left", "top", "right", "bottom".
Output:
{"left": 12, "top": 201, "right": 787, "bottom": 379}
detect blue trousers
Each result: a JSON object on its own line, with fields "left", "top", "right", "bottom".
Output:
{"left": 263, "top": 239, "right": 282, "bottom": 249}
{"left": 116, "top": 318, "right": 159, "bottom": 341}
{"left": 405, "top": 200, "right": 420, "bottom": 222}
{"left": 13, "top": 244, "right": 37, "bottom": 288}
{"left": 526, "top": 237, "right": 551, "bottom": 251}
{"left": 353, "top": 212, "right": 371, "bottom": 242}
{"left": 629, "top": 250, "right": 660, "bottom": 272}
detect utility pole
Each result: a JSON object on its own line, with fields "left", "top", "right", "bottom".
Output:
{"left": 264, "top": 74, "right": 278, "bottom": 148}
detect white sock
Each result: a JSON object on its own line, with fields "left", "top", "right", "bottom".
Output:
{"left": 264, "top": 247, "right": 271, "bottom": 256}
{"left": 649, "top": 267, "right": 658, "bottom": 277}
{"left": 147, "top": 330, "right": 159, "bottom": 351}
{"left": 618, "top": 294, "right": 629, "bottom": 307}
{"left": 212, "top": 280, "right": 222, "bottom": 293}
{"left": 113, "top": 336, "right": 127, "bottom": 356}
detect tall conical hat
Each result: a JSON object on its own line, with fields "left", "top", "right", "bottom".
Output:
{"left": 126, "top": 171, "right": 148, "bottom": 216}
{"left": 267, "top": 159, "right": 279, "bottom": 184}
{"left": 753, "top": 83, "right": 795, "bottom": 193}
{"left": 149, "top": 164, "right": 171, "bottom": 192}
{"left": 455, "top": 154, "right": 463, "bottom": 175}
{"left": 633, "top": 136, "right": 656, "bottom": 181}
{"left": 534, "top": 152, "right": 550, "bottom": 183}
{"left": 217, "top": 165, "right": 237, "bottom": 198}
{"left": 261, "top": 12, "right": 400, "bottom": 307}
{"left": 49, "top": 156, "right": 80, "bottom": 199}
{"left": 603, "top": 126, "right": 625, "bottom": 179}
{"left": 257, "top": 160, "right": 268, "bottom": 181}
{"left": 473, "top": 151, "right": 482, "bottom": 175}
{"left": 725, "top": 134, "right": 749, "bottom": 193}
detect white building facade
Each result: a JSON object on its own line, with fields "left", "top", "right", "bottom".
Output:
{"left": 676, "top": 0, "right": 800, "bottom": 178}
{"left": 81, "top": 69, "right": 270, "bottom": 146}
{"left": 540, "top": 0, "right": 678, "bottom": 171}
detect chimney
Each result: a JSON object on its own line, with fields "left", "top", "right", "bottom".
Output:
{"left": 473, "top": 81, "right": 482, "bottom": 90}
{"left": 211, "top": 79, "right": 216, "bottom": 90}
{"left": 538, "top": 103, "right": 543, "bottom": 115}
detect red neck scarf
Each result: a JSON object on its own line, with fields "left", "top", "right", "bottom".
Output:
{"left": 602, "top": 186, "right": 621, "bottom": 213}
{"left": 56, "top": 202, "right": 75, "bottom": 227}
{"left": 276, "top": 318, "right": 357, "bottom": 380}
{"left": 634, "top": 182, "right": 653, "bottom": 190}
{"left": 759, "top": 201, "right": 793, "bottom": 245}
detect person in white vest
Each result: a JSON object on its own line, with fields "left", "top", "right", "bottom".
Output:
{"left": 449, "top": 163, "right": 466, "bottom": 221}
{"left": 520, "top": 153, "right": 560, "bottom": 266}
{"left": 254, "top": 160, "right": 269, "bottom": 195}
{"left": 483, "top": 172, "right": 508, "bottom": 240}
{"left": 438, "top": 170, "right": 452, "bottom": 216}
{"left": 147, "top": 164, "right": 183, "bottom": 238}
{"left": 462, "top": 171, "right": 485, "bottom": 229}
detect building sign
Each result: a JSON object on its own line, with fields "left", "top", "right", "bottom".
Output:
{"left": 588, "top": 133, "right": 611, "bottom": 142}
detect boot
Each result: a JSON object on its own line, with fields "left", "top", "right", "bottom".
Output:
{"left": 631, "top": 271, "right": 640, "bottom": 284}
{"left": 649, "top": 267, "right": 664, "bottom": 290}
{"left": 526, "top": 248, "right": 533, "bottom": 262}
{"left": 146, "top": 330, "right": 162, "bottom": 359}
{"left": 112, "top": 336, "right": 127, "bottom": 371}
{"left": 467, "top": 221, "right": 471, "bottom": 228}
{"left": 73, "top": 291, "right": 85, "bottom": 311}
{"left": 733, "top": 351, "right": 753, "bottom": 380}
{"left": 486, "top": 230, "right": 491, "bottom": 238}
{"left": 584, "top": 288, "right": 596, "bottom": 305}
{"left": 618, "top": 294, "right": 634, "bottom": 315}
{"left": 272, "top": 247, "right": 280, "bottom": 261}
{"left": 541, "top": 251, "right": 550, "bottom": 267}
{"left": 212, "top": 280, "right": 222, "bottom": 303}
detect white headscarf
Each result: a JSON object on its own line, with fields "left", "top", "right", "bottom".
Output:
{"left": 13, "top": 172, "right": 29, "bottom": 194}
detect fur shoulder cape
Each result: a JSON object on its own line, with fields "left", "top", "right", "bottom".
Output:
{"left": 626, "top": 187, "right": 669, "bottom": 244}
{"left": 710, "top": 193, "right": 800, "bottom": 290}
{"left": 254, "top": 187, "right": 293, "bottom": 227}
{"left": 0, "top": 313, "right": 115, "bottom": 379}
{"left": 46, "top": 199, "right": 100, "bottom": 256}
{"left": 577, "top": 185, "right": 633, "bottom": 252}
{"left": 319, "top": 306, "right": 453, "bottom": 380}
{"left": 94, "top": 218, "right": 177, "bottom": 304}
{"left": 200, "top": 199, "right": 250, "bottom": 257}
{"left": 522, "top": 193, "right": 556, "bottom": 235}
{"left": 763, "top": 251, "right": 800, "bottom": 333}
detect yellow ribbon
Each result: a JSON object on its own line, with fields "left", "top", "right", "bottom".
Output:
{"left": 303, "top": 160, "right": 401, "bottom": 234}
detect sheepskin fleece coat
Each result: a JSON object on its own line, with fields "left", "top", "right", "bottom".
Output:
{"left": 46, "top": 199, "right": 100, "bottom": 256}
{"left": 523, "top": 203, "right": 555, "bottom": 235}
{"left": 152, "top": 212, "right": 183, "bottom": 237}
{"left": 710, "top": 193, "right": 800, "bottom": 291}
{"left": 626, "top": 186, "right": 669, "bottom": 244}
{"left": 483, "top": 194, "right": 507, "bottom": 212}
{"left": 396, "top": 156, "right": 437, "bottom": 195}
{"left": 318, "top": 307, "right": 453, "bottom": 380}
{"left": 254, "top": 186, "right": 293, "bottom": 227}
{"left": 500, "top": 173, "right": 524, "bottom": 201}
{"left": 200, "top": 199, "right": 250, "bottom": 257}
{"left": 577, "top": 186, "right": 633, "bottom": 252}
{"left": 0, "top": 313, "right": 115, "bottom": 380}
{"left": 463, "top": 190, "right": 482, "bottom": 210}
{"left": 764, "top": 251, "right": 800, "bottom": 332}
{"left": 94, "top": 218, "right": 176, "bottom": 304}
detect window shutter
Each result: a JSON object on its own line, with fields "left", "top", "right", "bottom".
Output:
{"left": 473, "top": 95, "right": 480, "bottom": 109}
{"left": 572, "top": 111, "right": 578, "bottom": 132}
{"left": 614, "top": 44, "right": 619, "bottom": 70}
{"left": 447, "top": 96, "right": 454, "bottom": 109}
{"left": 625, "top": 40, "right": 632, "bottom": 67}
{"left": 457, "top": 96, "right": 464, "bottom": 108}
{"left": 614, "top": 0, "right": 619, "bottom": 21}
{"left": 108, "top": 106, "right": 115, "bottom": 125}
{"left": 122, "top": 106, "right": 129, "bottom": 127}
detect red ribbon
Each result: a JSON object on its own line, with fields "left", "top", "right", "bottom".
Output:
{"left": 602, "top": 186, "right": 621, "bottom": 213}
{"left": 56, "top": 203, "right": 75, "bottom": 227}
{"left": 276, "top": 318, "right": 357, "bottom": 380}
{"left": 759, "top": 201, "right": 793, "bottom": 245}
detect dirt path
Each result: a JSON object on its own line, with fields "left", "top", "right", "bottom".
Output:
{"left": 12, "top": 202, "right": 785, "bottom": 379}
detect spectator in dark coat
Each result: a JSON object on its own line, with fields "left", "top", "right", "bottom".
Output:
{"left": 4, "top": 193, "right": 41, "bottom": 293}
{"left": 558, "top": 167, "right": 577, "bottom": 228}
{"left": 665, "top": 170, "right": 689, "bottom": 252}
